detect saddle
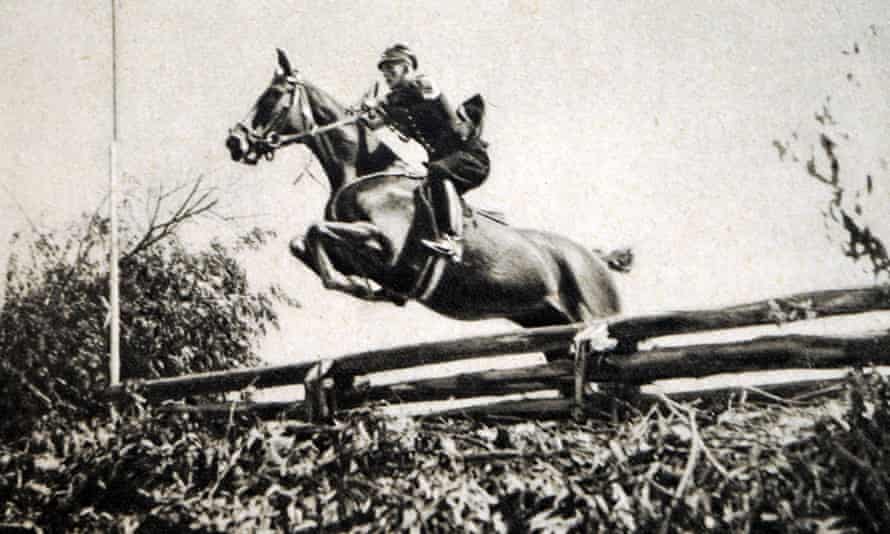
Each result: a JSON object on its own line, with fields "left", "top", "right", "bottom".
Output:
{"left": 413, "top": 179, "right": 507, "bottom": 229}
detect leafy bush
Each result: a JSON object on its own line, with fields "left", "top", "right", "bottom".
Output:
{"left": 0, "top": 212, "right": 285, "bottom": 439}
{"left": 116, "top": 235, "right": 277, "bottom": 381}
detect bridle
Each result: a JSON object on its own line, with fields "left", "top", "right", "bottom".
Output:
{"left": 230, "top": 73, "right": 364, "bottom": 163}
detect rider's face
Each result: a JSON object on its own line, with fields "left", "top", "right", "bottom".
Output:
{"left": 380, "top": 61, "right": 413, "bottom": 88}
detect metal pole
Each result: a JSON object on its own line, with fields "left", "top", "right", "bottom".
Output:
{"left": 109, "top": 0, "right": 120, "bottom": 385}
{"left": 109, "top": 144, "right": 120, "bottom": 385}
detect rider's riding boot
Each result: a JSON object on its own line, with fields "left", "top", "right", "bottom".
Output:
{"left": 421, "top": 178, "right": 464, "bottom": 262}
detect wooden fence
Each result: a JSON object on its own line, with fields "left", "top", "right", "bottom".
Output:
{"left": 104, "top": 285, "right": 890, "bottom": 420}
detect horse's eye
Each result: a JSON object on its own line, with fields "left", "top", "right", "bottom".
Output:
{"left": 253, "top": 89, "right": 284, "bottom": 127}
{"left": 259, "top": 89, "right": 283, "bottom": 109}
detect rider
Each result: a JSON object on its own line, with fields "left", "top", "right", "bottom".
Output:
{"left": 360, "top": 43, "right": 490, "bottom": 262}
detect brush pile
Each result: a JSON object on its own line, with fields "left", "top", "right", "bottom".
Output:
{"left": 2, "top": 372, "right": 889, "bottom": 533}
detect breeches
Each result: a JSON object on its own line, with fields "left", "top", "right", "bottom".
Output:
{"left": 425, "top": 140, "right": 490, "bottom": 194}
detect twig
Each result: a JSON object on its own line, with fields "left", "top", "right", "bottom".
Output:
{"left": 462, "top": 450, "right": 528, "bottom": 463}
{"left": 3, "top": 364, "right": 54, "bottom": 410}
{"left": 660, "top": 417, "right": 701, "bottom": 534}
{"left": 451, "top": 434, "right": 493, "bottom": 451}
{"left": 205, "top": 439, "right": 243, "bottom": 500}
{"left": 121, "top": 176, "right": 218, "bottom": 262}
{"left": 832, "top": 442, "right": 872, "bottom": 472}
{"left": 0, "top": 180, "right": 42, "bottom": 236}
{"left": 741, "top": 385, "right": 801, "bottom": 405}
{"left": 792, "top": 384, "right": 845, "bottom": 402}
{"left": 657, "top": 392, "right": 734, "bottom": 503}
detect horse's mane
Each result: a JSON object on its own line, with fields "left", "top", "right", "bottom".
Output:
{"left": 301, "top": 80, "right": 397, "bottom": 177}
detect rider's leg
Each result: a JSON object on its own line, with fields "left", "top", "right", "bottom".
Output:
{"left": 421, "top": 146, "right": 491, "bottom": 261}
{"left": 422, "top": 177, "right": 463, "bottom": 255}
{"left": 421, "top": 169, "right": 465, "bottom": 261}
{"left": 438, "top": 178, "right": 464, "bottom": 239}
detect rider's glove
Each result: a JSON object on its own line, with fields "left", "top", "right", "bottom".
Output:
{"left": 361, "top": 97, "right": 382, "bottom": 113}
{"left": 356, "top": 97, "right": 387, "bottom": 128}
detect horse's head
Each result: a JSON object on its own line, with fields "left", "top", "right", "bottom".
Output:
{"left": 226, "top": 49, "right": 326, "bottom": 165}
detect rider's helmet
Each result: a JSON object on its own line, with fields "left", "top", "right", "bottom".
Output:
{"left": 378, "top": 43, "right": 418, "bottom": 70}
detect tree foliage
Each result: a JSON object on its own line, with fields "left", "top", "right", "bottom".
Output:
{"left": 0, "top": 179, "right": 291, "bottom": 438}
{"left": 776, "top": 26, "right": 890, "bottom": 279}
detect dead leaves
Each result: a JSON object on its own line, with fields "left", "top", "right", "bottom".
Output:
{"left": 2, "top": 374, "right": 890, "bottom": 532}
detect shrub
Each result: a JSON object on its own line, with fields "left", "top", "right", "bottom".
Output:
{"left": 0, "top": 211, "right": 285, "bottom": 439}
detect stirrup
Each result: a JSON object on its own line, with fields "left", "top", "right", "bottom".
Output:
{"left": 421, "top": 236, "right": 463, "bottom": 262}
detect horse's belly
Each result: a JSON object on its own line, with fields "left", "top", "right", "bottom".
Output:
{"left": 421, "top": 238, "right": 557, "bottom": 320}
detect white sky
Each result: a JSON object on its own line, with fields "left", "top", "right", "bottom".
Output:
{"left": 2, "top": 1, "right": 890, "bottom": 367}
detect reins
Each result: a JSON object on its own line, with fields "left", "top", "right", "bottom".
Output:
{"left": 231, "top": 75, "right": 366, "bottom": 161}
{"left": 233, "top": 72, "right": 425, "bottom": 216}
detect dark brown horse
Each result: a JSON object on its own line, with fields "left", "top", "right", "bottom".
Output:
{"left": 226, "top": 50, "right": 629, "bottom": 359}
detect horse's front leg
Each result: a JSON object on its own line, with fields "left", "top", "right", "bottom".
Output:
{"left": 289, "top": 236, "right": 320, "bottom": 276}
{"left": 293, "top": 221, "right": 400, "bottom": 303}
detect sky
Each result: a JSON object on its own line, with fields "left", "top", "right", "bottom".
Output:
{"left": 3, "top": 1, "right": 890, "bottom": 371}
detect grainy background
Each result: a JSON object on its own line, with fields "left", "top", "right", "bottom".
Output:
{"left": 3, "top": 1, "right": 890, "bottom": 383}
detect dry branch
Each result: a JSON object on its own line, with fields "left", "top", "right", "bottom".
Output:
{"left": 121, "top": 177, "right": 218, "bottom": 263}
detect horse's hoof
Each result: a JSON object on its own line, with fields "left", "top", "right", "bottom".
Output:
{"left": 289, "top": 237, "right": 307, "bottom": 258}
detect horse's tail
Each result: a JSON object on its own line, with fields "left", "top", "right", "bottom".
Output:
{"left": 594, "top": 247, "right": 634, "bottom": 273}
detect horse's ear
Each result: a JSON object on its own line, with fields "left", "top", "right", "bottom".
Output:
{"left": 276, "top": 48, "right": 294, "bottom": 76}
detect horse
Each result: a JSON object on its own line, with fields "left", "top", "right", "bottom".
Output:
{"left": 226, "top": 49, "right": 630, "bottom": 360}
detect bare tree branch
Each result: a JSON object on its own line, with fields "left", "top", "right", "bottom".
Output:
{"left": 0, "top": 180, "right": 42, "bottom": 237}
{"left": 120, "top": 175, "right": 219, "bottom": 263}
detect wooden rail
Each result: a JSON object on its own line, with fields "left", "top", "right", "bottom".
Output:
{"left": 345, "top": 330, "right": 890, "bottom": 406}
{"left": 103, "top": 326, "right": 577, "bottom": 401}
{"left": 605, "top": 285, "right": 890, "bottom": 343}
{"left": 585, "top": 330, "right": 890, "bottom": 382}
{"left": 104, "top": 286, "right": 890, "bottom": 406}
{"left": 342, "top": 362, "right": 573, "bottom": 407}
{"left": 104, "top": 361, "right": 318, "bottom": 401}
{"left": 330, "top": 285, "right": 890, "bottom": 381}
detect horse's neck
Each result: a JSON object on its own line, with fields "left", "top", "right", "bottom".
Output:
{"left": 304, "top": 135, "right": 354, "bottom": 192}
{"left": 301, "top": 85, "right": 393, "bottom": 192}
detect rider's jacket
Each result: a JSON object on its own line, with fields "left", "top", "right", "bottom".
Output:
{"left": 382, "top": 75, "right": 465, "bottom": 160}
